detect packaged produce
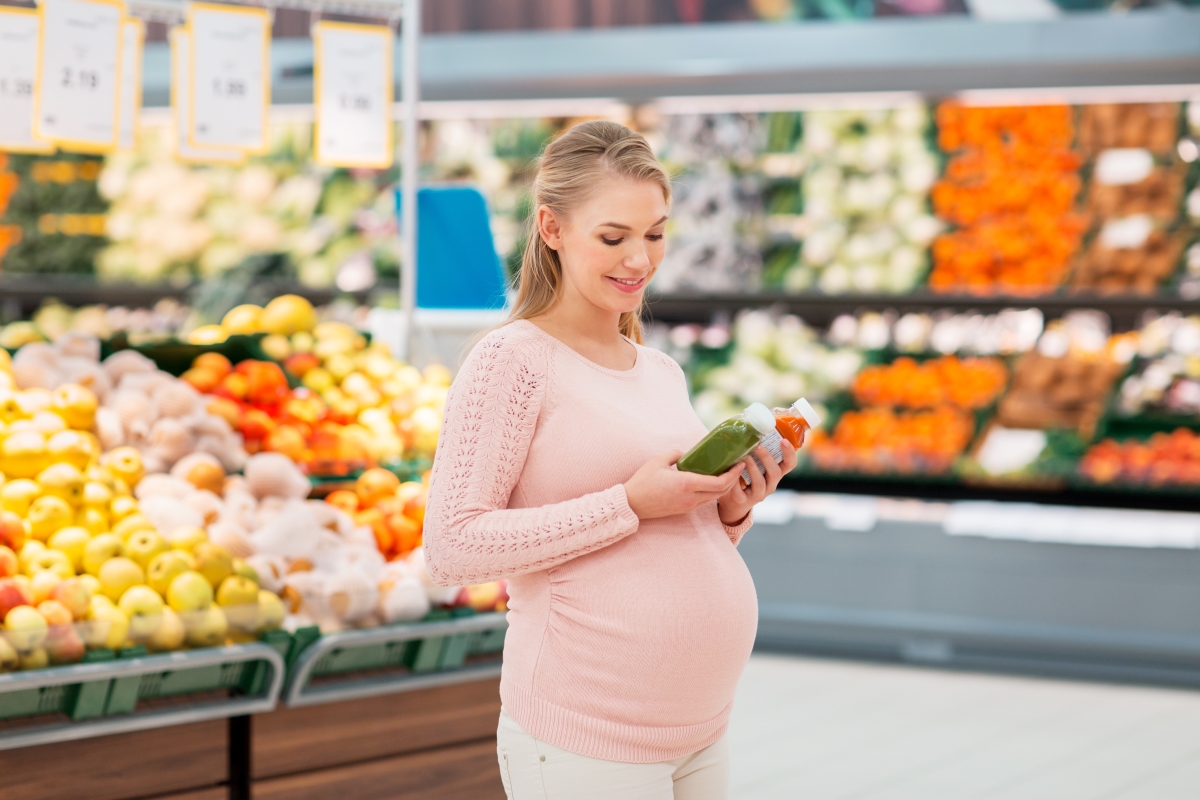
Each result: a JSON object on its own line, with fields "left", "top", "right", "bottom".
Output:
{"left": 678, "top": 402, "right": 778, "bottom": 477}
{"left": 930, "top": 102, "right": 1085, "bottom": 293}
{"left": 741, "top": 399, "right": 820, "bottom": 484}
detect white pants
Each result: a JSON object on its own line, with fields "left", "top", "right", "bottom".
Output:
{"left": 496, "top": 709, "right": 729, "bottom": 800}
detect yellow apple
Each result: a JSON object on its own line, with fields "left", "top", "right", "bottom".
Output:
{"left": 97, "top": 557, "right": 143, "bottom": 602}
{"left": 4, "top": 605, "right": 48, "bottom": 652}
{"left": 83, "top": 533, "right": 126, "bottom": 576}
{"left": 47, "top": 526, "right": 90, "bottom": 572}
{"left": 126, "top": 530, "right": 169, "bottom": 570}
{"left": 167, "top": 570, "right": 213, "bottom": 613}
{"left": 183, "top": 605, "right": 227, "bottom": 648}
{"left": 147, "top": 551, "right": 191, "bottom": 597}
{"left": 118, "top": 585, "right": 164, "bottom": 641}
{"left": 256, "top": 590, "right": 285, "bottom": 633}
{"left": 147, "top": 607, "right": 185, "bottom": 652}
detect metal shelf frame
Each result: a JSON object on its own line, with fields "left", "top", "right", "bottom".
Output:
{"left": 283, "top": 613, "right": 507, "bottom": 708}
{"left": 0, "top": 643, "right": 286, "bottom": 751}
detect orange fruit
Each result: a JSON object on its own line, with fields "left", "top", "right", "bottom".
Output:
{"left": 355, "top": 468, "right": 399, "bottom": 507}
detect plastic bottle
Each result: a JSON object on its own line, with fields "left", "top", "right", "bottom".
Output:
{"left": 677, "top": 403, "right": 778, "bottom": 477}
{"left": 741, "top": 398, "right": 821, "bottom": 485}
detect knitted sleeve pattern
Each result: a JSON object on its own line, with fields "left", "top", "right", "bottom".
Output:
{"left": 424, "top": 327, "right": 641, "bottom": 586}
{"left": 642, "top": 347, "right": 754, "bottom": 545}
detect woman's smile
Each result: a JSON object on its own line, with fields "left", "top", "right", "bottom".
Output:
{"left": 605, "top": 274, "right": 647, "bottom": 293}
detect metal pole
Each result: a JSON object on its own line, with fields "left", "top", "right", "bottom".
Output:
{"left": 399, "top": 0, "right": 419, "bottom": 361}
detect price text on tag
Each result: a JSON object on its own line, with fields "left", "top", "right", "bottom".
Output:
{"left": 170, "top": 27, "right": 244, "bottom": 164}
{"left": 313, "top": 21, "right": 393, "bottom": 169}
{"left": 35, "top": 0, "right": 123, "bottom": 152}
{"left": 188, "top": 3, "right": 270, "bottom": 152}
{"left": 0, "top": 8, "right": 53, "bottom": 153}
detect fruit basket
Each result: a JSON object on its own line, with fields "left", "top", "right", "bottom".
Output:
{"left": 0, "top": 636, "right": 287, "bottom": 750}
{"left": 283, "top": 610, "right": 507, "bottom": 708}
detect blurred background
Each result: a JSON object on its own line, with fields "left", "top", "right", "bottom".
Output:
{"left": 1, "top": 0, "right": 1199, "bottom": 798}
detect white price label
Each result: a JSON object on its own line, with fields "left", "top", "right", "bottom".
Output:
{"left": 170, "top": 27, "right": 244, "bottom": 164}
{"left": 313, "top": 21, "right": 394, "bottom": 169}
{"left": 34, "top": 0, "right": 122, "bottom": 153}
{"left": 117, "top": 18, "right": 142, "bottom": 150}
{"left": 188, "top": 3, "right": 269, "bottom": 152}
{"left": 0, "top": 8, "right": 52, "bottom": 153}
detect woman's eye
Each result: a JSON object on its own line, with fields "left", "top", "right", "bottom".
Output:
{"left": 601, "top": 236, "right": 623, "bottom": 246}
{"left": 647, "top": 234, "right": 664, "bottom": 241}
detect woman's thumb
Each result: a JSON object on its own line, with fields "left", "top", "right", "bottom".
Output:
{"left": 660, "top": 449, "right": 684, "bottom": 466}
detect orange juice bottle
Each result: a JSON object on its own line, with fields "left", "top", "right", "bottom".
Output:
{"left": 741, "top": 398, "right": 820, "bottom": 485}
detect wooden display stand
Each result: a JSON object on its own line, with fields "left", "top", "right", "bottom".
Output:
{"left": 0, "top": 679, "right": 504, "bottom": 799}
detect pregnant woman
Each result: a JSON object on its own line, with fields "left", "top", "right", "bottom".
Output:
{"left": 424, "top": 120, "right": 797, "bottom": 800}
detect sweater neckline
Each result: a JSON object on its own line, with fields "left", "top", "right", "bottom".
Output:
{"left": 514, "top": 320, "right": 643, "bottom": 378}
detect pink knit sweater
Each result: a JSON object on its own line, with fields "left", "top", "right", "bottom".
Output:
{"left": 424, "top": 320, "right": 758, "bottom": 763}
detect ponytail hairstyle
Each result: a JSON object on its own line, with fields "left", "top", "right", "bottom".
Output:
{"left": 507, "top": 120, "right": 671, "bottom": 345}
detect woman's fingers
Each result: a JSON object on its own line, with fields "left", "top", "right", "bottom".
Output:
{"left": 757, "top": 445, "right": 783, "bottom": 490}
{"left": 779, "top": 440, "right": 799, "bottom": 474}
{"left": 744, "top": 454, "right": 767, "bottom": 501}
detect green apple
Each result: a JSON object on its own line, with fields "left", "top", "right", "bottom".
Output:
{"left": 83, "top": 534, "right": 126, "bottom": 576}
{"left": 47, "top": 526, "right": 90, "bottom": 573}
{"left": 147, "top": 551, "right": 191, "bottom": 597}
{"left": 4, "top": 605, "right": 48, "bottom": 652}
{"left": 191, "top": 542, "right": 233, "bottom": 588}
{"left": 216, "top": 576, "right": 259, "bottom": 632}
{"left": 148, "top": 607, "right": 185, "bottom": 652}
{"left": 118, "top": 585, "right": 164, "bottom": 640}
{"left": 97, "top": 557, "right": 144, "bottom": 603}
{"left": 167, "top": 570, "right": 213, "bottom": 613}
{"left": 256, "top": 590, "right": 285, "bottom": 633}
{"left": 126, "top": 530, "right": 169, "bottom": 571}
{"left": 0, "top": 635, "right": 17, "bottom": 671}
{"left": 183, "top": 605, "right": 227, "bottom": 648}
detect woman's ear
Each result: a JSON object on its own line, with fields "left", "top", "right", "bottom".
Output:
{"left": 536, "top": 205, "right": 563, "bottom": 251}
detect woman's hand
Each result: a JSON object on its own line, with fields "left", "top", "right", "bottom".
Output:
{"left": 624, "top": 450, "right": 743, "bottom": 521}
{"left": 717, "top": 439, "right": 798, "bottom": 526}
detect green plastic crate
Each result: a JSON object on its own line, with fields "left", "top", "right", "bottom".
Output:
{"left": 0, "top": 648, "right": 116, "bottom": 722}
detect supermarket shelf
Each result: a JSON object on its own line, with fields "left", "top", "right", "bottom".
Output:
{"left": 284, "top": 613, "right": 507, "bottom": 708}
{"left": 0, "top": 643, "right": 285, "bottom": 751}
{"left": 646, "top": 291, "right": 1200, "bottom": 330}
{"left": 137, "top": 7, "right": 1200, "bottom": 106}
{"left": 779, "top": 473, "right": 1200, "bottom": 513}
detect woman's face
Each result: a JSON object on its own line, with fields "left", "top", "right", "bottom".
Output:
{"left": 537, "top": 176, "right": 669, "bottom": 317}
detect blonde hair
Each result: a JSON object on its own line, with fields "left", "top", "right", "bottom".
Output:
{"left": 508, "top": 120, "right": 671, "bottom": 345}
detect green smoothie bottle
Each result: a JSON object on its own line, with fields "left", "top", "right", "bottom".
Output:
{"left": 678, "top": 402, "right": 777, "bottom": 477}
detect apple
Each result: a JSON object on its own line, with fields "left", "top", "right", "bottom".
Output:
{"left": 0, "top": 480, "right": 40, "bottom": 517}
{"left": 83, "top": 534, "right": 127, "bottom": 576}
{"left": 82, "top": 480, "right": 113, "bottom": 509}
{"left": 19, "top": 648, "right": 48, "bottom": 671}
{"left": 0, "top": 635, "right": 17, "bottom": 671}
{"left": 75, "top": 507, "right": 108, "bottom": 536}
{"left": 463, "top": 582, "right": 502, "bottom": 613}
{"left": 77, "top": 574, "right": 101, "bottom": 597}
{"left": 36, "top": 599, "right": 72, "bottom": 627}
{"left": 24, "top": 549, "right": 73, "bottom": 580}
{"left": 97, "top": 557, "right": 144, "bottom": 602}
{"left": 147, "top": 607, "right": 185, "bottom": 652}
{"left": 192, "top": 542, "right": 233, "bottom": 588}
{"left": 126, "top": 530, "right": 169, "bottom": 571}
{"left": 30, "top": 569, "right": 62, "bottom": 604}
{"left": 5, "top": 606, "right": 48, "bottom": 652}
{"left": 167, "top": 571, "right": 213, "bottom": 612}
{"left": 47, "top": 526, "right": 90, "bottom": 573}
{"left": 45, "top": 625, "right": 85, "bottom": 665}
{"left": 109, "top": 495, "right": 138, "bottom": 522}
{"left": 0, "top": 510, "right": 26, "bottom": 551}
{"left": 216, "top": 576, "right": 259, "bottom": 633}
{"left": 147, "top": 551, "right": 191, "bottom": 597}
{"left": 0, "top": 577, "right": 33, "bottom": 618}
{"left": 18, "top": 540, "right": 45, "bottom": 571}
{"left": 51, "top": 577, "right": 92, "bottom": 619}
{"left": 26, "top": 495, "right": 73, "bottom": 542}
{"left": 256, "top": 590, "right": 285, "bottom": 632}
{"left": 86, "top": 596, "right": 129, "bottom": 650}
{"left": 167, "top": 527, "right": 207, "bottom": 552}
{"left": 232, "top": 558, "right": 259, "bottom": 585}
{"left": 183, "top": 605, "right": 228, "bottom": 648}
{"left": 118, "top": 585, "right": 164, "bottom": 641}
{"left": 0, "top": 545, "right": 17, "bottom": 578}
{"left": 112, "top": 514, "right": 155, "bottom": 542}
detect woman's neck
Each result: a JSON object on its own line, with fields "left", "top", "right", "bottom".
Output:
{"left": 529, "top": 292, "right": 635, "bottom": 371}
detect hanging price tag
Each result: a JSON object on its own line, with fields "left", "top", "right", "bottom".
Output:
{"left": 117, "top": 18, "right": 142, "bottom": 150}
{"left": 170, "top": 27, "right": 244, "bottom": 164}
{"left": 313, "top": 21, "right": 394, "bottom": 169}
{"left": 188, "top": 3, "right": 269, "bottom": 152}
{"left": 34, "top": 0, "right": 123, "bottom": 153}
{"left": 0, "top": 8, "right": 53, "bottom": 153}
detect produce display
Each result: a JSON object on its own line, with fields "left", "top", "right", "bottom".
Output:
{"left": 851, "top": 356, "right": 1007, "bottom": 410}
{"left": 1114, "top": 314, "right": 1200, "bottom": 418}
{"left": 994, "top": 352, "right": 1122, "bottom": 440}
{"left": 930, "top": 103, "right": 1086, "bottom": 293}
{"left": 1079, "top": 428, "right": 1200, "bottom": 488}
{"left": 808, "top": 405, "right": 976, "bottom": 475}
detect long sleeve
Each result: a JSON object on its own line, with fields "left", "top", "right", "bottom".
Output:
{"left": 423, "top": 329, "right": 640, "bottom": 586}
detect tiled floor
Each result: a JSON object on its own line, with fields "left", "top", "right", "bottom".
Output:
{"left": 727, "top": 654, "right": 1200, "bottom": 800}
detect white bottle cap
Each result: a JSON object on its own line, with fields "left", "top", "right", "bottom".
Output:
{"left": 792, "top": 398, "right": 821, "bottom": 429}
{"left": 743, "top": 403, "right": 776, "bottom": 436}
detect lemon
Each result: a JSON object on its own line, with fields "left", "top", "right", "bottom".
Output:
{"left": 187, "top": 325, "right": 227, "bottom": 345}
{"left": 221, "top": 304, "right": 264, "bottom": 335}
{"left": 260, "top": 295, "right": 316, "bottom": 336}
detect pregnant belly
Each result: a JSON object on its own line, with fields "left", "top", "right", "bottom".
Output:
{"left": 531, "top": 516, "right": 758, "bottom": 728}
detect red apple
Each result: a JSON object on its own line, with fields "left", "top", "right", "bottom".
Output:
{"left": 0, "top": 578, "right": 33, "bottom": 618}
{"left": 0, "top": 546, "right": 17, "bottom": 578}
{"left": 0, "top": 511, "right": 26, "bottom": 552}
{"left": 463, "top": 582, "right": 502, "bottom": 613}
{"left": 44, "top": 625, "right": 85, "bottom": 665}
{"left": 51, "top": 578, "right": 92, "bottom": 620}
